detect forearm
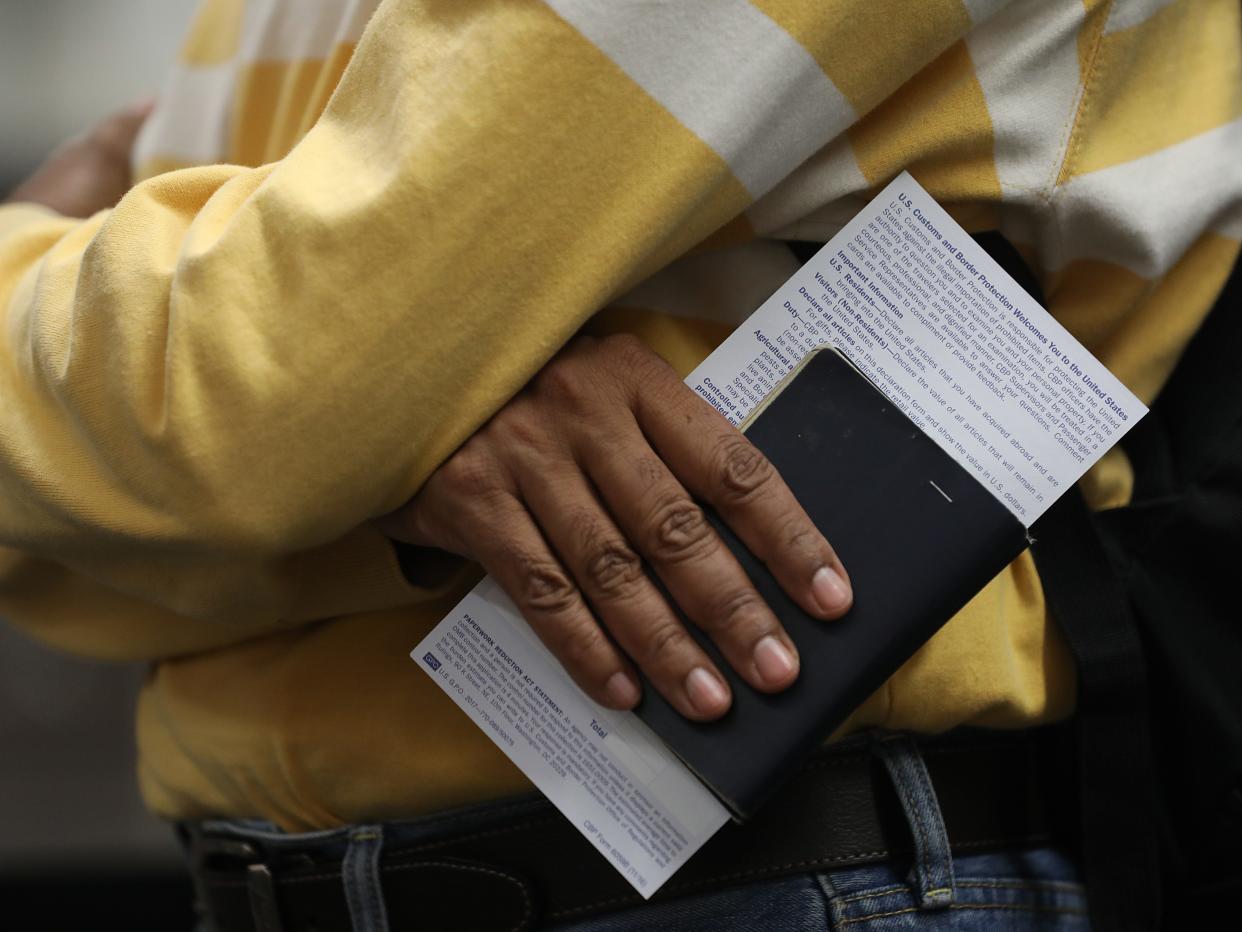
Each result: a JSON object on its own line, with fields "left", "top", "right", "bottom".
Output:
{"left": 0, "top": 1, "right": 754, "bottom": 618}
{"left": 0, "top": 0, "right": 984, "bottom": 625}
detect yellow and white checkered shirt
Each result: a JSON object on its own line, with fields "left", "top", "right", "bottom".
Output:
{"left": 0, "top": 0, "right": 1237, "bottom": 827}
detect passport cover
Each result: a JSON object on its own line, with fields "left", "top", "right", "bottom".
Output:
{"left": 634, "top": 347, "right": 1029, "bottom": 820}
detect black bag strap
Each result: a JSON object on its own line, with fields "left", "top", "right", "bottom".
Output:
{"left": 1031, "top": 489, "right": 1162, "bottom": 932}
{"left": 1032, "top": 243, "right": 1242, "bottom": 929}
{"left": 974, "top": 230, "right": 1165, "bottom": 929}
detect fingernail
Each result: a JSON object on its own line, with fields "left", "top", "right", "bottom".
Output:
{"left": 685, "top": 667, "right": 729, "bottom": 717}
{"left": 604, "top": 671, "right": 640, "bottom": 708}
{"left": 753, "top": 635, "right": 797, "bottom": 685}
{"left": 812, "top": 565, "right": 852, "bottom": 615}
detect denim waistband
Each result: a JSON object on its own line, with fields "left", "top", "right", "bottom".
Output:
{"left": 184, "top": 728, "right": 1068, "bottom": 932}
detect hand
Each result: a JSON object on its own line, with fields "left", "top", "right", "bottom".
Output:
{"left": 5, "top": 99, "right": 153, "bottom": 218}
{"left": 379, "top": 334, "right": 853, "bottom": 720}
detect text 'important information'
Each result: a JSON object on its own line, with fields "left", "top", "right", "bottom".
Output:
{"left": 689, "top": 172, "right": 1144, "bottom": 523}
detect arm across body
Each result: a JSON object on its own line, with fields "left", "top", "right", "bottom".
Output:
{"left": 0, "top": 1, "right": 779, "bottom": 625}
{"left": 3, "top": 88, "right": 858, "bottom": 692}
{"left": 379, "top": 334, "right": 853, "bottom": 719}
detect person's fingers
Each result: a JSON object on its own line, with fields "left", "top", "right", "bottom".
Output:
{"left": 377, "top": 334, "right": 849, "bottom": 724}
{"left": 580, "top": 422, "right": 800, "bottom": 699}
{"left": 421, "top": 473, "right": 643, "bottom": 712}
{"left": 637, "top": 377, "right": 853, "bottom": 620}
{"left": 518, "top": 461, "right": 732, "bottom": 720}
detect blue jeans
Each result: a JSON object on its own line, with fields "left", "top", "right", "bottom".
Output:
{"left": 191, "top": 734, "right": 1088, "bottom": 930}
{"left": 547, "top": 848, "right": 1087, "bottom": 931}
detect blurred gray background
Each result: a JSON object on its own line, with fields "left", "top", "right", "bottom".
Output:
{"left": 0, "top": 0, "right": 197, "bottom": 187}
{"left": 0, "top": 0, "right": 199, "bottom": 874}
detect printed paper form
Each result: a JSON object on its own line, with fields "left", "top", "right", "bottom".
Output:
{"left": 413, "top": 174, "right": 1148, "bottom": 896}
{"left": 690, "top": 171, "right": 1145, "bottom": 524}
{"left": 412, "top": 577, "right": 729, "bottom": 899}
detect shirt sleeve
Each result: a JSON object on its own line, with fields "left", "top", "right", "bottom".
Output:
{"left": 0, "top": 0, "right": 918, "bottom": 622}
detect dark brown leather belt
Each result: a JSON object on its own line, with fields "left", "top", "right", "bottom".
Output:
{"left": 185, "top": 727, "right": 1077, "bottom": 932}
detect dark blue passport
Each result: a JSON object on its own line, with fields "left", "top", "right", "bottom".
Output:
{"left": 634, "top": 347, "right": 1029, "bottom": 820}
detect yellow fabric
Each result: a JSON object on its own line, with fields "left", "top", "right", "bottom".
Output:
{"left": 751, "top": 0, "right": 972, "bottom": 115}
{"left": 1063, "top": 0, "right": 1242, "bottom": 180}
{"left": 1, "top": 0, "right": 1237, "bottom": 829}
{"left": 178, "top": 0, "right": 245, "bottom": 67}
{"left": 230, "top": 44, "right": 357, "bottom": 167}
{"left": 848, "top": 39, "right": 1003, "bottom": 207}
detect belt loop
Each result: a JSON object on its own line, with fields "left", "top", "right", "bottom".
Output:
{"left": 871, "top": 732, "right": 956, "bottom": 910}
{"left": 343, "top": 824, "right": 390, "bottom": 932}
{"left": 247, "top": 863, "right": 284, "bottom": 932}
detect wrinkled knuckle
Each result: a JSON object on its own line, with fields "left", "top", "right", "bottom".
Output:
{"left": 534, "top": 359, "right": 582, "bottom": 403}
{"left": 534, "top": 358, "right": 612, "bottom": 415}
{"left": 632, "top": 454, "right": 666, "bottom": 489}
{"left": 435, "top": 448, "right": 499, "bottom": 498}
{"left": 648, "top": 498, "right": 714, "bottom": 563}
{"left": 783, "top": 522, "right": 826, "bottom": 559}
{"left": 645, "top": 623, "right": 693, "bottom": 667}
{"left": 601, "top": 332, "right": 646, "bottom": 362}
{"left": 585, "top": 542, "right": 644, "bottom": 597}
{"left": 488, "top": 402, "right": 551, "bottom": 453}
{"left": 703, "top": 588, "right": 765, "bottom": 636}
{"left": 605, "top": 333, "right": 666, "bottom": 381}
{"left": 518, "top": 559, "right": 579, "bottom": 615}
{"left": 566, "top": 506, "right": 645, "bottom": 596}
{"left": 714, "top": 438, "right": 775, "bottom": 502}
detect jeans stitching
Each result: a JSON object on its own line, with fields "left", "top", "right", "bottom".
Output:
{"left": 837, "top": 885, "right": 908, "bottom": 905}
{"left": 909, "top": 769, "right": 945, "bottom": 901}
{"left": 953, "top": 903, "right": 1089, "bottom": 916}
{"left": 836, "top": 902, "right": 1090, "bottom": 927}
{"left": 545, "top": 849, "right": 895, "bottom": 920}
{"left": 955, "top": 879, "right": 1085, "bottom": 893}
{"left": 343, "top": 826, "right": 387, "bottom": 932}
{"left": 910, "top": 754, "right": 953, "bottom": 906}
{"left": 363, "top": 831, "right": 378, "bottom": 926}
{"left": 887, "top": 756, "right": 930, "bottom": 888}
{"left": 835, "top": 881, "right": 1045, "bottom": 908}
{"left": 343, "top": 845, "right": 363, "bottom": 931}
{"left": 875, "top": 735, "right": 951, "bottom": 907}
{"left": 906, "top": 780, "right": 937, "bottom": 897}
{"left": 365, "top": 839, "right": 383, "bottom": 932}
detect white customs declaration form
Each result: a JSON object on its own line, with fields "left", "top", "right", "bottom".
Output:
{"left": 411, "top": 173, "right": 1145, "bottom": 896}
